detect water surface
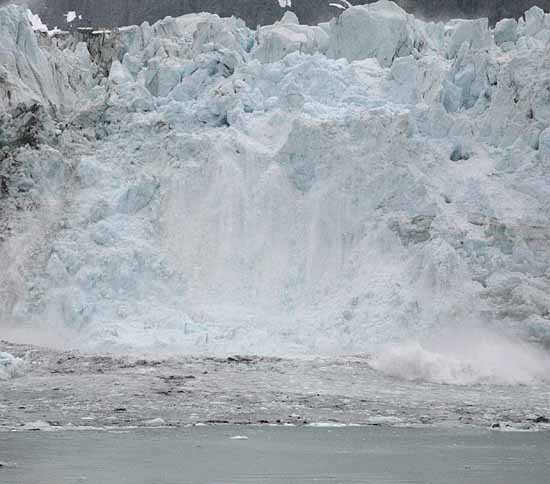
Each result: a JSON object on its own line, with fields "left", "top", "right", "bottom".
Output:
{"left": 1, "top": 426, "right": 549, "bottom": 483}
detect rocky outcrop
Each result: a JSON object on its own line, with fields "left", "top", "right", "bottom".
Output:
{"left": 2, "top": 0, "right": 550, "bottom": 29}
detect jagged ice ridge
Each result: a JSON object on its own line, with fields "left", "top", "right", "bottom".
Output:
{"left": 1, "top": 2, "right": 550, "bottom": 385}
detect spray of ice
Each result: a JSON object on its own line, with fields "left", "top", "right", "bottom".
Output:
{"left": 370, "top": 326, "right": 550, "bottom": 385}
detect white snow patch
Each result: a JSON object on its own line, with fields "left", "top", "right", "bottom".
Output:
{"left": 25, "top": 9, "right": 64, "bottom": 36}
{"left": 27, "top": 11, "right": 48, "bottom": 32}
{"left": 229, "top": 435, "right": 249, "bottom": 440}
{"left": 47, "top": 26, "right": 63, "bottom": 37}
{"left": 65, "top": 11, "right": 77, "bottom": 23}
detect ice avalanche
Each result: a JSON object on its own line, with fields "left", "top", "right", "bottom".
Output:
{"left": 1, "top": 1, "right": 550, "bottom": 366}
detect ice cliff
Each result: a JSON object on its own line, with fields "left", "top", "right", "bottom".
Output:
{"left": 1, "top": 1, "right": 550, "bottom": 356}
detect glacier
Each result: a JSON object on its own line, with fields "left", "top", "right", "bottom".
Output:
{"left": 1, "top": 0, "right": 550, "bottom": 379}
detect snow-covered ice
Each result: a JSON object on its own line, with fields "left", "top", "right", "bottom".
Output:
{"left": 1, "top": 1, "right": 550, "bottom": 389}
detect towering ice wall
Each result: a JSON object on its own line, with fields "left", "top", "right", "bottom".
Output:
{"left": 1, "top": 1, "right": 550, "bottom": 354}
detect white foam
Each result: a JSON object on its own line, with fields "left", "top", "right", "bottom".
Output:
{"left": 370, "top": 327, "right": 550, "bottom": 385}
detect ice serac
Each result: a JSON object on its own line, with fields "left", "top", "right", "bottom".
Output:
{"left": 328, "top": 0, "right": 419, "bottom": 67}
{"left": 0, "top": 6, "right": 94, "bottom": 113}
{"left": 1, "top": 1, "right": 550, "bottom": 361}
{"left": 253, "top": 11, "right": 329, "bottom": 63}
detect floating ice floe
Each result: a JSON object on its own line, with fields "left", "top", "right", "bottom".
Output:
{"left": 22, "top": 420, "right": 52, "bottom": 431}
{"left": 144, "top": 417, "right": 167, "bottom": 426}
{"left": 307, "top": 422, "right": 349, "bottom": 427}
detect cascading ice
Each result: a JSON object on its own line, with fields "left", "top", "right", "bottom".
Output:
{"left": 1, "top": 1, "right": 550, "bottom": 362}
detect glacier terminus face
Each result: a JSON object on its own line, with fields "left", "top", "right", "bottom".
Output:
{"left": 1, "top": 1, "right": 550, "bottom": 385}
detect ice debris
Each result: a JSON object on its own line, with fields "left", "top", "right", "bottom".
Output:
{"left": 144, "top": 417, "right": 167, "bottom": 426}
{"left": 0, "top": 352, "right": 27, "bottom": 380}
{"left": 22, "top": 420, "right": 52, "bottom": 431}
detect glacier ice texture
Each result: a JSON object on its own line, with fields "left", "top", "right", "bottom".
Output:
{"left": 1, "top": 1, "right": 550, "bottom": 375}
{"left": 0, "top": 351, "right": 26, "bottom": 379}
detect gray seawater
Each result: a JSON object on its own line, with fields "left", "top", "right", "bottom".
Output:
{"left": 1, "top": 426, "right": 549, "bottom": 484}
